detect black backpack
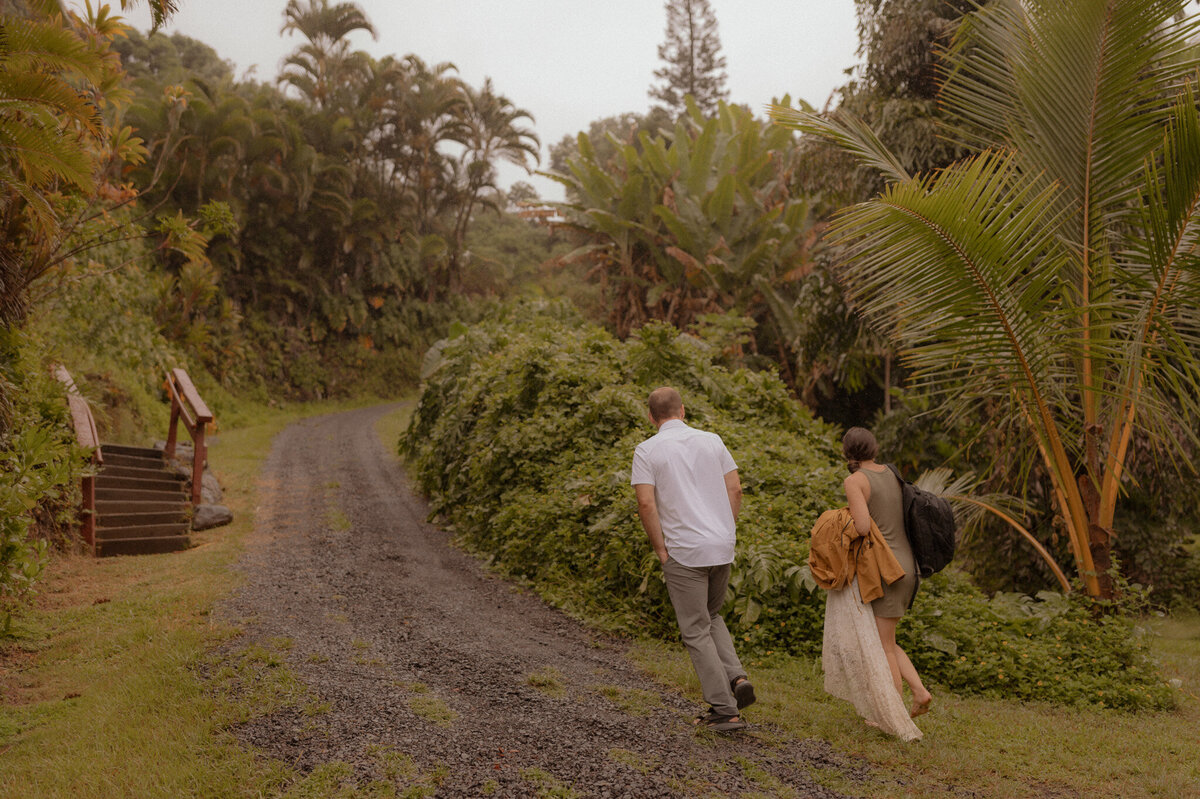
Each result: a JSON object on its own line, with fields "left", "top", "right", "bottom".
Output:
{"left": 885, "top": 464, "right": 957, "bottom": 577}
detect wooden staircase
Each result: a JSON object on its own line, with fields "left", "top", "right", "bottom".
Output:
{"left": 56, "top": 366, "right": 214, "bottom": 557}
{"left": 94, "top": 444, "right": 192, "bottom": 556}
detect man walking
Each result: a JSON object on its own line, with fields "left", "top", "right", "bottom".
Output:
{"left": 631, "top": 387, "right": 755, "bottom": 731}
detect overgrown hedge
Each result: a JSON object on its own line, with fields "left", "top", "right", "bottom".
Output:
{"left": 0, "top": 327, "right": 85, "bottom": 628}
{"left": 402, "top": 306, "right": 1175, "bottom": 710}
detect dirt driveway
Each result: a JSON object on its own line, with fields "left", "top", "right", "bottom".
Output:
{"left": 221, "top": 404, "right": 872, "bottom": 797}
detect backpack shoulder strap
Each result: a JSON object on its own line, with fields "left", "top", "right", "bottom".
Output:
{"left": 884, "top": 463, "right": 914, "bottom": 516}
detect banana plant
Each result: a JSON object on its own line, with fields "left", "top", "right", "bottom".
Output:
{"left": 548, "top": 99, "right": 823, "bottom": 366}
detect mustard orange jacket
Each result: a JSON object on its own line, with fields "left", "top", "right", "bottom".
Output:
{"left": 807, "top": 507, "right": 905, "bottom": 602}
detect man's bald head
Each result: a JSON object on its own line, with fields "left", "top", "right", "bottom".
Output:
{"left": 648, "top": 387, "right": 684, "bottom": 423}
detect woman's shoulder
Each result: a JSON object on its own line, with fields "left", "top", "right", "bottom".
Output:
{"left": 843, "top": 470, "right": 870, "bottom": 490}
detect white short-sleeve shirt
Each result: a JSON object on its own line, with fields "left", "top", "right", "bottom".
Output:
{"left": 631, "top": 419, "right": 738, "bottom": 567}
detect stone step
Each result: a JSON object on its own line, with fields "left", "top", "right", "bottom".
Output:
{"left": 100, "top": 443, "right": 163, "bottom": 460}
{"left": 96, "top": 522, "right": 191, "bottom": 541}
{"left": 97, "top": 487, "right": 188, "bottom": 503}
{"left": 102, "top": 452, "right": 168, "bottom": 471}
{"left": 96, "top": 499, "right": 189, "bottom": 516}
{"left": 95, "top": 474, "right": 186, "bottom": 493}
{"left": 100, "top": 464, "right": 184, "bottom": 482}
{"left": 97, "top": 535, "right": 192, "bottom": 557}
{"left": 98, "top": 509, "right": 190, "bottom": 528}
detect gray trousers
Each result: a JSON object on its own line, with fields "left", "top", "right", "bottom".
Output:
{"left": 663, "top": 557, "right": 745, "bottom": 716}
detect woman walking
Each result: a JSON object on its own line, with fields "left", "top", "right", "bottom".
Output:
{"left": 841, "top": 426, "right": 933, "bottom": 719}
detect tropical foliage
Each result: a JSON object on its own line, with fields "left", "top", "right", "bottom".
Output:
{"left": 0, "top": 0, "right": 150, "bottom": 326}
{"left": 0, "top": 0, "right": 218, "bottom": 609}
{"left": 549, "top": 100, "right": 830, "bottom": 392}
{"left": 111, "top": 2, "right": 541, "bottom": 370}
{"left": 772, "top": 0, "right": 1200, "bottom": 597}
{"left": 799, "top": 0, "right": 977, "bottom": 210}
{"left": 402, "top": 308, "right": 1175, "bottom": 708}
{"left": 0, "top": 325, "right": 84, "bottom": 630}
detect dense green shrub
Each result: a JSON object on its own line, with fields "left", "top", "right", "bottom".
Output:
{"left": 404, "top": 303, "right": 843, "bottom": 640}
{"left": 403, "top": 308, "right": 1176, "bottom": 709}
{"left": 30, "top": 255, "right": 182, "bottom": 442}
{"left": 0, "top": 328, "right": 86, "bottom": 629}
{"left": 900, "top": 572, "right": 1174, "bottom": 709}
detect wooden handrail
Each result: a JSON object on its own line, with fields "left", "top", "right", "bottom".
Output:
{"left": 164, "top": 368, "right": 213, "bottom": 506}
{"left": 52, "top": 366, "right": 100, "bottom": 554}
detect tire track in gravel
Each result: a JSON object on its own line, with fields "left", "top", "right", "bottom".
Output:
{"left": 221, "top": 404, "right": 875, "bottom": 798}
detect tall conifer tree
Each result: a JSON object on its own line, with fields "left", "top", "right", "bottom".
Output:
{"left": 648, "top": 0, "right": 729, "bottom": 116}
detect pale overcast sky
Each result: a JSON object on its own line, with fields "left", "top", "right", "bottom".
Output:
{"left": 112, "top": 1, "right": 861, "bottom": 199}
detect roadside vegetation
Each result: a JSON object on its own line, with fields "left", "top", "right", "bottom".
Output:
{"left": 2, "top": 397, "right": 1196, "bottom": 797}
{"left": 403, "top": 309, "right": 1177, "bottom": 710}
{"left": 2, "top": 0, "right": 1199, "bottom": 796}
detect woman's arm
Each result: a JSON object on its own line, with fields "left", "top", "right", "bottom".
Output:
{"left": 843, "top": 472, "right": 873, "bottom": 535}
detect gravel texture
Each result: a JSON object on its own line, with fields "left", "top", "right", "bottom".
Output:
{"left": 219, "top": 404, "right": 878, "bottom": 797}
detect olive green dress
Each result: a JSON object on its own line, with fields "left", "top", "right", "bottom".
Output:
{"left": 863, "top": 466, "right": 917, "bottom": 617}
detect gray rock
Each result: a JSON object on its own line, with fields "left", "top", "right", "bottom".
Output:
{"left": 192, "top": 503, "right": 233, "bottom": 531}
{"left": 200, "top": 471, "right": 224, "bottom": 504}
{"left": 155, "top": 439, "right": 194, "bottom": 456}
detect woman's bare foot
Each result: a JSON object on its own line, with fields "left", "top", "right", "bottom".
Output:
{"left": 909, "top": 693, "right": 933, "bottom": 718}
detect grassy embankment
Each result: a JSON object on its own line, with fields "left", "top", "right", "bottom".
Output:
{"left": 1, "top": 402, "right": 1197, "bottom": 798}
{"left": 630, "top": 615, "right": 1199, "bottom": 798}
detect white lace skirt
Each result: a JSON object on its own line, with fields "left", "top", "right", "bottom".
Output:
{"left": 822, "top": 579, "right": 923, "bottom": 742}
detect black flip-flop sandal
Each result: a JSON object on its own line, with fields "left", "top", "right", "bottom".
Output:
{"left": 731, "top": 677, "right": 756, "bottom": 710}
{"left": 693, "top": 706, "right": 747, "bottom": 732}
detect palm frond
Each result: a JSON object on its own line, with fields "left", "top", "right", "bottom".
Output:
{"left": 943, "top": 0, "right": 1200, "bottom": 246}
{"left": 768, "top": 105, "right": 912, "bottom": 185}
{"left": 831, "top": 150, "right": 1071, "bottom": 402}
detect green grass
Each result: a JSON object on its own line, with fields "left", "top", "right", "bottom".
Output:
{"left": 398, "top": 681, "right": 457, "bottom": 727}
{"left": 607, "top": 747, "right": 659, "bottom": 775}
{"left": 630, "top": 617, "right": 1200, "bottom": 799}
{"left": 520, "top": 767, "right": 581, "bottom": 799}
{"left": 525, "top": 666, "right": 567, "bottom": 698}
{"left": 373, "top": 402, "right": 413, "bottom": 461}
{"left": 407, "top": 693, "right": 457, "bottom": 727}
{"left": 326, "top": 506, "right": 352, "bottom": 533}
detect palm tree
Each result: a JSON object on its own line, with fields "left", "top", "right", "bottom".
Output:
{"left": 115, "top": 1, "right": 180, "bottom": 31}
{"left": 772, "top": 0, "right": 1200, "bottom": 597}
{"left": 449, "top": 78, "right": 540, "bottom": 286}
{"left": 279, "top": 0, "right": 376, "bottom": 111}
{"left": 371, "top": 55, "right": 469, "bottom": 299}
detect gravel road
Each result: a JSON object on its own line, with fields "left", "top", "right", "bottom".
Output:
{"left": 220, "top": 404, "right": 875, "bottom": 797}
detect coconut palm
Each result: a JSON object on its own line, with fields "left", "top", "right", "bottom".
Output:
{"left": 772, "top": 0, "right": 1200, "bottom": 597}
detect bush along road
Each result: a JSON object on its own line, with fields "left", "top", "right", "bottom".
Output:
{"left": 221, "top": 404, "right": 879, "bottom": 798}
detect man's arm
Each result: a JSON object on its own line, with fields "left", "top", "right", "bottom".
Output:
{"left": 634, "top": 483, "right": 668, "bottom": 564}
{"left": 724, "top": 469, "right": 742, "bottom": 521}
